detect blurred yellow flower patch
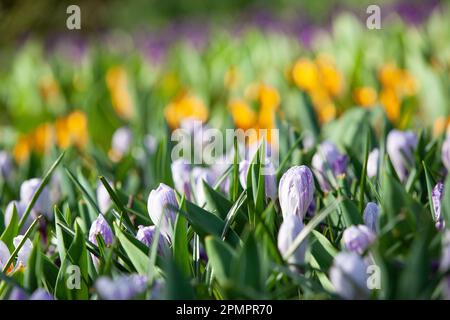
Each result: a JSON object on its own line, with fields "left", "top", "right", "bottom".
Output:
{"left": 106, "top": 66, "right": 135, "bottom": 120}
{"left": 164, "top": 92, "right": 209, "bottom": 129}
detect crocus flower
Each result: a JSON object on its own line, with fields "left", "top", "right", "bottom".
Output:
{"left": 363, "top": 202, "right": 380, "bottom": 233}
{"left": 0, "top": 150, "right": 12, "bottom": 180}
{"left": 0, "top": 240, "right": 10, "bottom": 271}
{"left": 13, "top": 236, "right": 33, "bottom": 268}
{"left": 191, "top": 167, "right": 215, "bottom": 207}
{"left": 96, "top": 181, "right": 112, "bottom": 214}
{"left": 147, "top": 183, "right": 178, "bottom": 241}
{"left": 4, "top": 200, "right": 27, "bottom": 229}
{"left": 278, "top": 165, "right": 315, "bottom": 220}
{"left": 8, "top": 287, "right": 28, "bottom": 300}
{"left": 342, "top": 225, "right": 376, "bottom": 255}
{"left": 111, "top": 127, "right": 133, "bottom": 157}
{"left": 30, "top": 289, "right": 54, "bottom": 300}
{"left": 432, "top": 182, "right": 445, "bottom": 230}
{"left": 386, "top": 130, "right": 417, "bottom": 182}
{"left": 367, "top": 148, "right": 380, "bottom": 178}
{"left": 329, "top": 251, "right": 369, "bottom": 299}
{"left": 20, "top": 178, "right": 52, "bottom": 218}
{"left": 136, "top": 225, "right": 168, "bottom": 253}
{"left": 89, "top": 214, "right": 114, "bottom": 246}
{"left": 95, "top": 274, "right": 147, "bottom": 300}
{"left": 440, "top": 230, "right": 450, "bottom": 272}
{"left": 312, "top": 141, "right": 348, "bottom": 192}
{"left": 144, "top": 134, "right": 157, "bottom": 154}
{"left": 239, "top": 159, "right": 277, "bottom": 201}
{"left": 443, "top": 134, "right": 450, "bottom": 171}
{"left": 0, "top": 237, "right": 33, "bottom": 272}
{"left": 171, "top": 158, "right": 192, "bottom": 200}
{"left": 277, "top": 214, "right": 307, "bottom": 268}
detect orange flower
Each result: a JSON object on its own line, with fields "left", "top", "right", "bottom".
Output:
{"left": 229, "top": 99, "right": 257, "bottom": 130}
{"left": 292, "top": 58, "right": 319, "bottom": 92}
{"left": 55, "top": 111, "right": 88, "bottom": 150}
{"left": 14, "top": 136, "right": 32, "bottom": 164}
{"left": 106, "top": 66, "right": 134, "bottom": 120}
{"left": 164, "top": 93, "right": 209, "bottom": 129}
{"left": 433, "top": 116, "right": 450, "bottom": 137}
{"left": 353, "top": 87, "right": 377, "bottom": 107}
{"left": 33, "top": 123, "right": 54, "bottom": 154}
{"left": 380, "top": 88, "right": 400, "bottom": 122}
{"left": 316, "top": 55, "right": 344, "bottom": 97}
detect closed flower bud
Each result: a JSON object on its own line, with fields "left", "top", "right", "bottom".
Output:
{"left": 277, "top": 214, "right": 307, "bottom": 267}
{"left": 330, "top": 252, "right": 369, "bottom": 299}
{"left": 171, "top": 158, "right": 192, "bottom": 200}
{"left": 13, "top": 235, "right": 33, "bottom": 268}
{"left": 111, "top": 127, "right": 133, "bottom": 156}
{"left": 386, "top": 130, "right": 417, "bottom": 182}
{"left": 89, "top": 214, "right": 114, "bottom": 246}
{"left": 30, "top": 289, "right": 54, "bottom": 300}
{"left": 136, "top": 225, "right": 168, "bottom": 253}
{"left": 0, "top": 150, "right": 12, "bottom": 180}
{"left": 4, "top": 200, "right": 27, "bottom": 229}
{"left": 8, "top": 288, "right": 28, "bottom": 300}
{"left": 432, "top": 182, "right": 445, "bottom": 230}
{"left": 191, "top": 167, "right": 215, "bottom": 207}
{"left": 363, "top": 202, "right": 380, "bottom": 233}
{"left": 239, "top": 159, "right": 277, "bottom": 201}
{"left": 147, "top": 183, "right": 178, "bottom": 241}
{"left": 442, "top": 135, "right": 450, "bottom": 171}
{"left": 20, "top": 178, "right": 52, "bottom": 218}
{"left": 0, "top": 240, "right": 10, "bottom": 271}
{"left": 96, "top": 274, "right": 147, "bottom": 300}
{"left": 342, "top": 225, "right": 376, "bottom": 255}
{"left": 144, "top": 134, "right": 157, "bottom": 155}
{"left": 96, "top": 181, "right": 112, "bottom": 214}
{"left": 367, "top": 148, "right": 380, "bottom": 178}
{"left": 278, "top": 165, "right": 315, "bottom": 220}
{"left": 312, "top": 141, "right": 348, "bottom": 192}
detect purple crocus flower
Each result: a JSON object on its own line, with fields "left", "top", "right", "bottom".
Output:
{"left": 20, "top": 178, "right": 52, "bottom": 218}
{"left": 95, "top": 274, "right": 147, "bottom": 300}
{"left": 329, "top": 252, "right": 369, "bottom": 299}
{"left": 363, "top": 202, "right": 380, "bottom": 233}
{"left": 0, "top": 240, "right": 10, "bottom": 271}
{"left": 191, "top": 167, "right": 215, "bottom": 208}
{"left": 278, "top": 165, "right": 315, "bottom": 220}
{"left": 89, "top": 214, "right": 114, "bottom": 246}
{"left": 367, "top": 148, "right": 380, "bottom": 178}
{"left": 96, "top": 181, "right": 112, "bottom": 214}
{"left": 147, "top": 183, "right": 178, "bottom": 241}
{"left": 312, "top": 141, "right": 348, "bottom": 192}
{"left": 171, "top": 158, "right": 192, "bottom": 200}
{"left": 277, "top": 214, "right": 307, "bottom": 268}
{"left": 136, "top": 225, "right": 168, "bottom": 253}
{"left": 30, "top": 288, "right": 54, "bottom": 300}
{"left": 239, "top": 159, "right": 277, "bottom": 201}
{"left": 442, "top": 135, "right": 450, "bottom": 171}
{"left": 386, "top": 130, "right": 417, "bottom": 182}
{"left": 432, "top": 182, "right": 445, "bottom": 230}
{"left": 111, "top": 127, "right": 133, "bottom": 157}
{"left": 144, "top": 134, "right": 157, "bottom": 155}
{"left": 342, "top": 225, "right": 376, "bottom": 255}
{"left": 4, "top": 200, "right": 28, "bottom": 229}
{"left": 0, "top": 150, "right": 12, "bottom": 180}
{"left": 8, "top": 287, "right": 28, "bottom": 300}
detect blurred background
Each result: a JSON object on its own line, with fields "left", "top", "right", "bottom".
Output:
{"left": 0, "top": 0, "right": 448, "bottom": 165}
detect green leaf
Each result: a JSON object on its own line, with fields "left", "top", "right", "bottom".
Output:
{"left": 0, "top": 204, "right": 18, "bottom": 251}
{"left": 115, "top": 224, "right": 150, "bottom": 274}
{"left": 182, "top": 201, "right": 241, "bottom": 247}
{"left": 205, "top": 236, "right": 236, "bottom": 286}
{"left": 173, "top": 214, "right": 192, "bottom": 277}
